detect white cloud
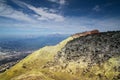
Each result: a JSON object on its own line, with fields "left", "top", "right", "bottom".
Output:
{"left": 1, "top": 15, "right": 120, "bottom": 35}
{"left": 0, "top": 1, "right": 34, "bottom": 22}
{"left": 59, "top": 0, "right": 66, "bottom": 5}
{"left": 0, "top": 0, "right": 64, "bottom": 22}
{"left": 24, "top": 3, "right": 64, "bottom": 22}
{"left": 48, "top": 0, "right": 66, "bottom": 5}
{"left": 11, "top": 0, "right": 64, "bottom": 22}
{"left": 93, "top": 5, "right": 101, "bottom": 12}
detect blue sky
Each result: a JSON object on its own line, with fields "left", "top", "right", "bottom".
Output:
{"left": 0, "top": 0, "right": 120, "bottom": 37}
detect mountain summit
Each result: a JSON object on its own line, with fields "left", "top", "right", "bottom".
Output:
{"left": 0, "top": 30, "right": 120, "bottom": 80}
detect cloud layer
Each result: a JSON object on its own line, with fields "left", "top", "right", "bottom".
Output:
{"left": 0, "top": 0, "right": 64, "bottom": 22}
{"left": 0, "top": 1, "right": 34, "bottom": 22}
{"left": 93, "top": 5, "right": 101, "bottom": 12}
{"left": 25, "top": 4, "right": 64, "bottom": 21}
{"left": 48, "top": 0, "right": 66, "bottom": 5}
{"left": 0, "top": 0, "right": 120, "bottom": 37}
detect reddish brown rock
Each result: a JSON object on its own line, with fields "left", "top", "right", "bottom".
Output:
{"left": 72, "top": 30, "right": 99, "bottom": 38}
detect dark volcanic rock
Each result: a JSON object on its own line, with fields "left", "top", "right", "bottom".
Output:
{"left": 56, "top": 31, "right": 120, "bottom": 65}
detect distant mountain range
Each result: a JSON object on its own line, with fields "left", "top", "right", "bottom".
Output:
{"left": 0, "top": 34, "right": 69, "bottom": 52}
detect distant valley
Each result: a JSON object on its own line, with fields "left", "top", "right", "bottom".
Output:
{"left": 0, "top": 34, "right": 68, "bottom": 73}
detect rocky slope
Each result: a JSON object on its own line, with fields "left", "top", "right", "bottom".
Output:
{"left": 0, "top": 31, "right": 120, "bottom": 80}
{"left": 56, "top": 31, "right": 120, "bottom": 64}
